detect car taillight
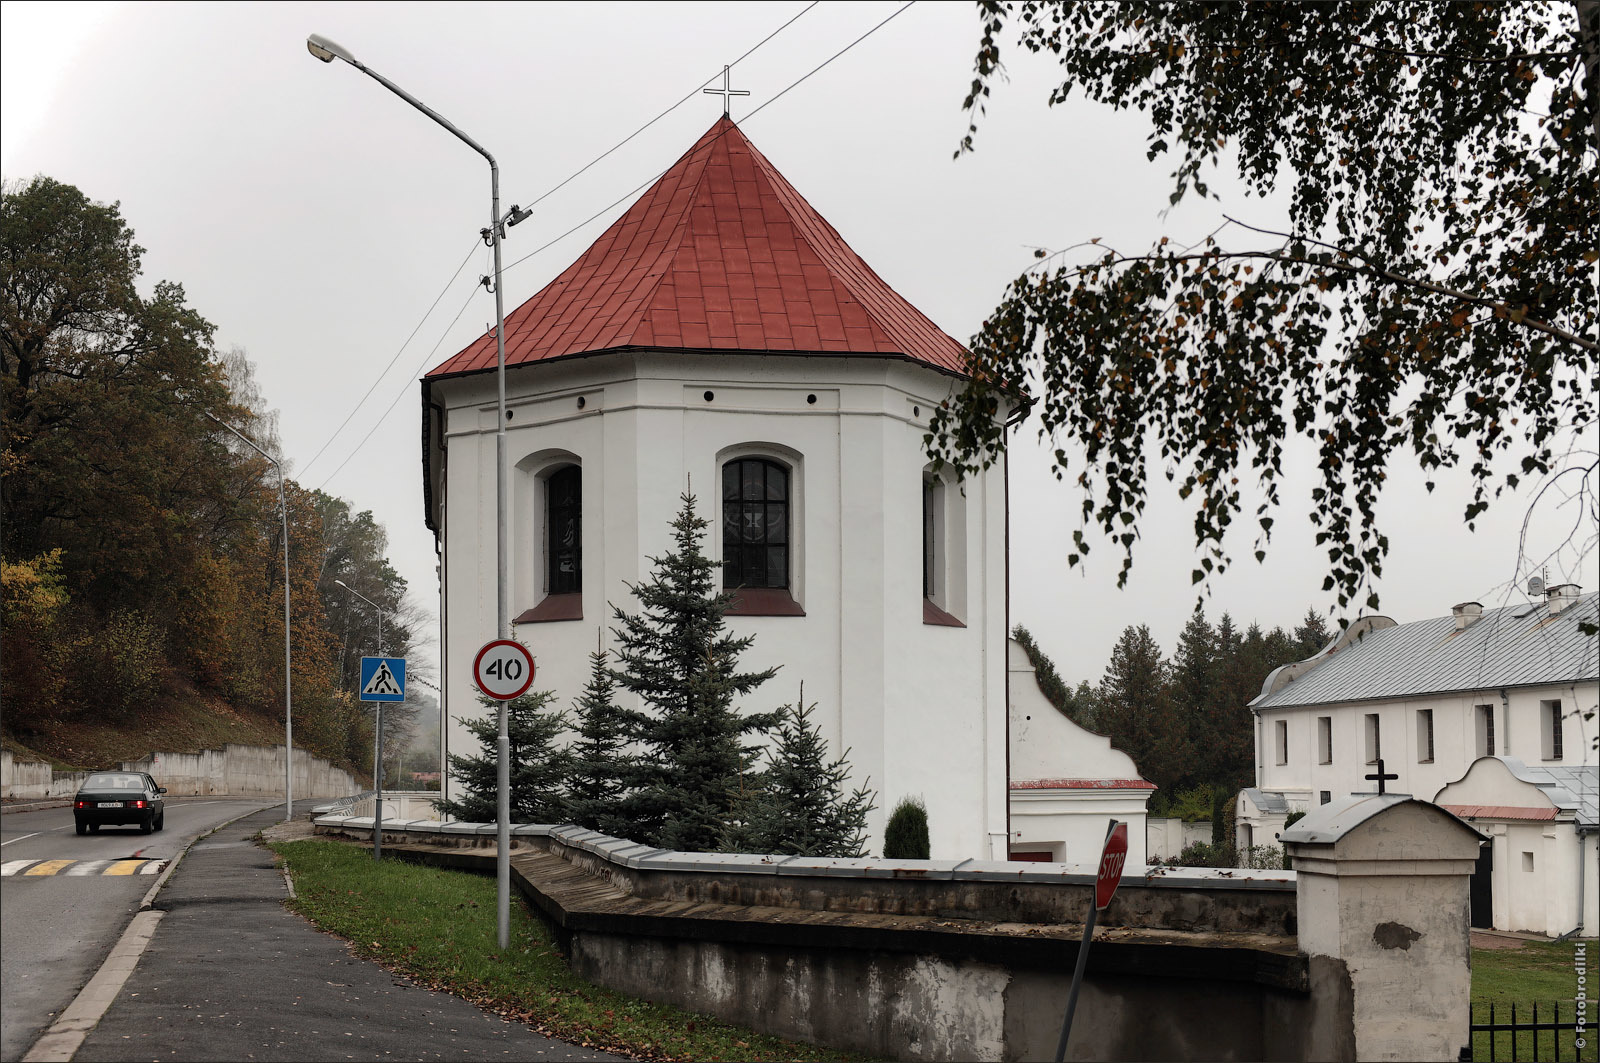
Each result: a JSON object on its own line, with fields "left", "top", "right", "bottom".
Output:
{"left": 75, "top": 801, "right": 87, "bottom": 809}
{"left": 133, "top": 799, "right": 146, "bottom": 809}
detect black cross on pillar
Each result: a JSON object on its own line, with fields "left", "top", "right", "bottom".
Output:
{"left": 1365, "top": 758, "right": 1399, "bottom": 795}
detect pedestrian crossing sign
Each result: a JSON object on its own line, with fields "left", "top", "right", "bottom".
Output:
{"left": 359, "top": 656, "right": 406, "bottom": 703}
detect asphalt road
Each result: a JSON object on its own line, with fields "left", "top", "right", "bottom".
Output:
{"left": 0, "top": 798, "right": 270, "bottom": 1062}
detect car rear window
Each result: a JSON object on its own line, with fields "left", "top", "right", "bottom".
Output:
{"left": 83, "top": 773, "right": 144, "bottom": 789}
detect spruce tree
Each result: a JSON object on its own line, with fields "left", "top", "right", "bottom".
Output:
{"left": 723, "top": 687, "right": 876, "bottom": 858}
{"left": 610, "top": 490, "right": 779, "bottom": 851}
{"left": 434, "top": 689, "right": 570, "bottom": 824}
{"left": 565, "top": 647, "right": 635, "bottom": 838}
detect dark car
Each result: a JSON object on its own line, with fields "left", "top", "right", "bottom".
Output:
{"left": 73, "top": 772, "right": 166, "bottom": 835}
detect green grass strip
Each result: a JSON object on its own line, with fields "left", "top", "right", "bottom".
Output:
{"left": 270, "top": 840, "right": 862, "bottom": 1062}
{"left": 1470, "top": 941, "right": 1597, "bottom": 1063}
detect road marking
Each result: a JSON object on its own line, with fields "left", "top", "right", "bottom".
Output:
{"left": 24, "top": 860, "right": 72, "bottom": 876}
{"left": 1, "top": 832, "right": 42, "bottom": 846}
{"left": 64, "top": 861, "right": 112, "bottom": 876}
{"left": 0, "top": 859, "right": 164, "bottom": 877}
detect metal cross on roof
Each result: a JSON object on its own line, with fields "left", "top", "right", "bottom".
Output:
{"left": 1365, "top": 758, "right": 1399, "bottom": 795}
{"left": 704, "top": 65, "right": 750, "bottom": 117}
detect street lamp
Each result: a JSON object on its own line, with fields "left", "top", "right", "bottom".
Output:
{"left": 335, "top": 578, "right": 387, "bottom": 861}
{"left": 308, "top": 31, "right": 519, "bottom": 948}
{"left": 207, "top": 413, "right": 294, "bottom": 823}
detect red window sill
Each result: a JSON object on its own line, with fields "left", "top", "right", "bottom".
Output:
{"left": 724, "top": 587, "right": 806, "bottom": 616}
{"left": 923, "top": 599, "right": 965, "bottom": 627}
{"left": 513, "top": 593, "right": 583, "bottom": 624}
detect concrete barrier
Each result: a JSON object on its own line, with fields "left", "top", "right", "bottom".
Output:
{"left": 314, "top": 799, "right": 1480, "bottom": 1062}
{"left": 2, "top": 745, "right": 358, "bottom": 800}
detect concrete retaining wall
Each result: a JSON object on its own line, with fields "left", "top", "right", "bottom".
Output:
{"left": 346, "top": 791, "right": 441, "bottom": 822}
{"left": 313, "top": 811, "right": 1473, "bottom": 1061}
{"left": 2, "top": 745, "right": 357, "bottom": 800}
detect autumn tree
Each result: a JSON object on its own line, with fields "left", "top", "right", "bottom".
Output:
{"left": 932, "top": 2, "right": 1598, "bottom": 614}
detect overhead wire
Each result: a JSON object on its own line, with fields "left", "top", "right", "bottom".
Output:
{"left": 314, "top": 0, "right": 917, "bottom": 489}
{"left": 298, "top": 239, "right": 479, "bottom": 479}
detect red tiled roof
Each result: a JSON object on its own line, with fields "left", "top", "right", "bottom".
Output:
{"left": 1440, "top": 804, "right": 1558, "bottom": 822}
{"left": 1010, "top": 779, "right": 1158, "bottom": 791}
{"left": 426, "top": 117, "right": 970, "bottom": 379}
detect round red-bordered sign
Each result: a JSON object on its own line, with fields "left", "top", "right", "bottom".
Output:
{"left": 473, "top": 639, "right": 535, "bottom": 701}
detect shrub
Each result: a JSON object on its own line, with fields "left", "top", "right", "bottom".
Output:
{"left": 1173, "top": 839, "right": 1235, "bottom": 868}
{"left": 883, "top": 796, "right": 930, "bottom": 859}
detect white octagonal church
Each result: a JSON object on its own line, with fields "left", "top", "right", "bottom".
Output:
{"left": 422, "top": 117, "right": 1139, "bottom": 859}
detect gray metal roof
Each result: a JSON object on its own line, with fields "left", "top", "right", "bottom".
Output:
{"left": 1509, "top": 760, "right": 1599, "bottom": 828}
{"left": 1252, "top": 593, "right": 1598, "bottom": 709}
{"left": 1242, "top": 788, "right": 1290, "bottom": 814}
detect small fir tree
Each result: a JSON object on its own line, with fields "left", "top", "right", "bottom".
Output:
{"left": 565, "top": 647, "right": 636, "bottom": 838}
{"left": 883, "top": 796, "right": 930, "bottom": 860}
{"left": 723, "top": 686, "right": 876, "bottom": 858}
{"left": 610, "top": 490, "right": 779, "bottom": 851}
{"left": 434, "top": 689, "right": 570, "bottom": 824}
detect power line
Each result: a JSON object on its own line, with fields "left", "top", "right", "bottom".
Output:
{"left": 315, "top": 1, "right": 917, "bottom": 487}
{"left": 299, "top": 240, "right": 479, "bottom": 479}
{"left": 502, "top": 2, "right": 918, "bottom": 278}
{"left": 516, "top": 1, "right": 821, "bottom": 215}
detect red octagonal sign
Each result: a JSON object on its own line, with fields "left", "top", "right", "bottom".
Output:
{"left": 1094, "top": 821, "right": 1129, "bottom": 911}
{"left": 473, "top": 639, "right": 535, "bottom": 702}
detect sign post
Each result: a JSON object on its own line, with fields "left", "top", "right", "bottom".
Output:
{"left": 473, "top": 639, "right": 535, "bottom": 953}
{"left": 1054, "top": 819, "right": 1128, "bottom": 1063}
{"left": 359, "top": 656, "right": 406, "bottom": 861}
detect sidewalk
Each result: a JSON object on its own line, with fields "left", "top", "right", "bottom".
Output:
{"left": 72, "top": 803, "right": 619, "bottom": 1062}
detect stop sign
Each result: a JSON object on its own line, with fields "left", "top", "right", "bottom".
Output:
{"left": 1094, "top": 821, "right": 1129, "bottom": 910}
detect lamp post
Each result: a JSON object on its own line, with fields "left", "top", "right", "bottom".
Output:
{"left": 307, "top": 32, "right": 519, "bottom": 949}
{"left": 207, "top": 413, "right": 294, "bottom": 823}
{"left": 335, "top": 578, "right": 387, "bottom": 861}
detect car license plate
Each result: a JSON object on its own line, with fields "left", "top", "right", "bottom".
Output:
{"left": 97, "top": 801, "right": 123, "bottom": 808}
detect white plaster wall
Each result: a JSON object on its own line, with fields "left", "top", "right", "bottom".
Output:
{"left": 1009, "top": 792, "right": 1150, "bottom": 865}
{"left": 1255, "top": 680, "right": 1598, "bottom": 807}
{"left": 433, "top": 352, "right": 1006, "bottom": 858}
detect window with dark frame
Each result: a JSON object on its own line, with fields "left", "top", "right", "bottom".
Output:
{"left": 545, "top": 465, "right": 582, "bottom": 596}
{"left": 1417, "top": 708, "right": 1434, "bottom": 763}
{"left": 923, "top": 477, "right": 937, "bottom": 599}
{"left": 1275, "top": 719, "right": 1288, "bottom": 765}
{"left": 1317, "top": 715, "right": 1332, "bottom": 764}
{"left": 1365, "top": 713, "right": 1381, "bottom": 764}
{"left": 722, "top": 458, "right": 789, "bottom": 590}
{"left": 1544, "top": 700, "right": 1564, "bottom": 761}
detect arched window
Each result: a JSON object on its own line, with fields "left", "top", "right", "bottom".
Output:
{"left": 546, "top": 465, "right": 581, "bottom": 595}
{"left": 722, "top": 458, "right": 788, "bottom": 589}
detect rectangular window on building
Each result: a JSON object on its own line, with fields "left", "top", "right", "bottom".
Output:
{"left": 1320, "top": 790, "right": 1332, "bottom": 805}
{"left": 1317, "top": 716, "right": 1332, "bottom": 764}
{"left": 1275, "top": 720, "right": 1288, "bottom": 765}
{"left": 1522, "top": 851, "right": 1535, "bottom": 872}
{"left": 1475, "top": 704, "right": 1495, "bottom": 757}
{"left": 1417, "top": 709, "right": 1434, "bottom": 763}
{"left": 1541, "top": 700, "right": 1564, "bottom": 761}
{"left": 1364, "top": 713, "right": 1381, "bottom": 764}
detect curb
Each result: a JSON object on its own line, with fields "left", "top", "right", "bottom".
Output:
{"left": 21, "top": 910, "right": 164, "bottom": 1062}
{"left": 1, "top": 800, "right": 71, "bottom": 815}
{"left": 20, "top": 801, "right": 276, "bottom": 1063}
{"left": 140, "top": 802, "right": 272, "bottom": 911}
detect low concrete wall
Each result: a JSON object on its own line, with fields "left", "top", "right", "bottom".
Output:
{"left": 346, "top": 791, "right": 441, "bottom": 822}
{"left": 315, "top": 819, "right": 1336, "bottom": 1059}
{"left": 2, "top": 744, "right": 357, "bottom": 800}
{"left": 1146, "top": 817, "right": 1213, "bottom": 862}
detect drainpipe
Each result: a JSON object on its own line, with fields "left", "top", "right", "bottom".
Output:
{"left": 1556, "top": 825, "right": 1593, "bottom": 941}
{"left": 1498, "top": 688, "right": 1512, "bottom": 757}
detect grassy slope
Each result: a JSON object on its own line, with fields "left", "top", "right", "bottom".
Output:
{"left": 3, "top": 687, "right": 329, "bottom": 774}
{"left": 271, "top": 839, "right": 860, "bottom": 1062}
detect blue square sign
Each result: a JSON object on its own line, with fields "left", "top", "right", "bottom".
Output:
{"left": 359, "top": 656, "right": 406, "bottom": 703}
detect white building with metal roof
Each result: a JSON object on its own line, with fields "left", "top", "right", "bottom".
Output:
{"left": 1238, "top": 582, "right": 1596, "bottom": 936}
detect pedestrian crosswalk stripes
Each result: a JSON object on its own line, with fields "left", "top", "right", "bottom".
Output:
{"left": 1, "top": 858, "right": 164, "bottom": 877}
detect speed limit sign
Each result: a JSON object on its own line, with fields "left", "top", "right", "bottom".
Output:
{"left": 473, "top": 639, "right": 535, "bottom": 701}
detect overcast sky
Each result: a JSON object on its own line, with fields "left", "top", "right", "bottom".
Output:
{"left": 4, "top": 0, "right": 1590, "bottom": 693}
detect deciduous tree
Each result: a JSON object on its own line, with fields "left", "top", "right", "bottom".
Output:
{"left": 932, "top": 2, "right": 1598, "bottom": 613}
